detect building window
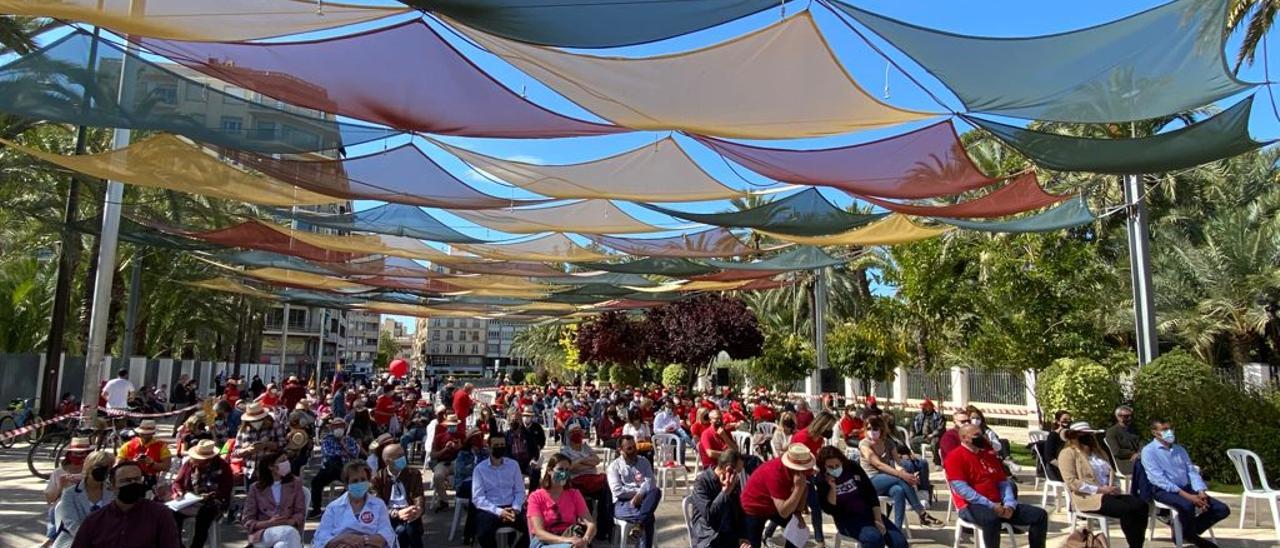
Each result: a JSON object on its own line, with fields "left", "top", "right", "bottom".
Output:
{"left": 222, "top": 85, "right": 241, "bottom": 104}
{"left": 445, "top": 331, "right": 453, "bottom": 341}
{"left": 487, "top": 344, "right": 500, "bottom": 354}
{"left": 150, "top": 84, "right": 177, "bottom": 105}
{"left": 430, "top": 344, "right": 439, "bottom": 354}
{"left": 471, "top": 344, "right": 479, "bottom": 354}
{"left": 445, "top": 344, "right": 452, "bottom": 354}
{"left": 431, "top": 331, "right": 440, "bottom": 340}
{"left": 252, "top": 120, "right": 277, "bottom": 141}
{"left": 185, "top": 83, "right": 207, "bottom": 102}
{"left": 220, "top": 116, "right": 243, "bottom": 132}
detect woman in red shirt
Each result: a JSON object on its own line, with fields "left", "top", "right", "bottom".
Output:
{"left": 741, "top": 443, "right": 815, "bottom": 548}
{"left": 789, "top": 411, "right": 838, "bottom": 546}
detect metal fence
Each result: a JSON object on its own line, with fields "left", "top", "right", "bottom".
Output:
{"left": 967, "top": 369, "right": 1026, "bottom": 406}
{"left": 906, "top": 368, "right": 952, "bottom": 400}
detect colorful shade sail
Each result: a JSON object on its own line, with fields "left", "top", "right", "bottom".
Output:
{"left": 935, "top": 196, "right": 1096, "bottom": 233}
{"left": 172, "top": 220, "right": 367, "bottom": 263}
{"left": 221, "top": 144, "right": 540, "bottom": 210}
{"left": 834, "top": 0, "right": 1252, "bottom": 123}
{"left": 586, "top": 227, "right": 762, "bottom": 258}
{"left": 0, "top": 134, "right": 337, "bottom": 206}
{"left": 691, "top": 120, "right": 997, "bottom": 198}
{"left": 858, "top": 172, "right": 1069, "bottom": 218}
{"left": 967, "top": 95, "right": 1268, "bottom": 174}
{"left": 348, "top": 276, "right": 461, "bottom": 294}
{"left": 454, "top": 234, "right": 611, "bottom": 262}
{"left": 433, "top": 137, "right": 746, "bottom": 202}
{"left": 452, "top": 12, "right": 932, "bottom": 138}
{"left": 238, "top": 267, "right": 372, "bottom": 292}
{"left": 760, "top": 214, "right": 951, "bottom": 245}
{"left": 274, "top": 204, "right": 481, "bottom": 243}
{"left": 644, "top": 188, "right": 885, "bottom": 237}
{"left": 184, "top": 277, "right": 277, "bottom": 300}
{"left": 703, "top": 245, "right": 845, "bottom": 271}
{"left": 0, "top": 32, "right": 396, "bottom": 154}
{"left": 418, "top": 0, "right": 777, "bottom": 47}
{"left": 689, "top": 269, "right": 786, "bottom": 282}
{"left": 139, "top": 20, "right": 618, "bottom": 138}
{"left": 577, "top": 257, "right": 720, "bottom": 277}
{"left": 444, "top": 275, "right": 559, "bottom": 292}
{"left": 445, "top": 261, "right": 568, "bottom": 278}
{"left": 257, "top": 224, "right": 482, "bottom": 264}
{"left": 324, "top": 257, "right": 439, "bottom": 279}
{"left": 205, "top": 250, "right": 337, "bottom": 277}
{"left": 450, "top": 200, "right": 666, "bottom": 234}
{"left": 0, "top": 0, "right": 410, "bottom": 41}
{"left": 542, "top": 272, "right": 657, "bottom": 287}
{"left": 278, "top": 289, "right": 367, "bottom": 308}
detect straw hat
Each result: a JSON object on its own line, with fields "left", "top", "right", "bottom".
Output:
{"left": 286, "top": 430, "right": 309, "bottom": 452}
{"left": 242, "top": 402, "right": 269, "bottom": 422}
{"left": 442, "top": 414, "right": 459, "bottom": 426}
{"left": 781, "top": 443, "right": 817, "bottom": 472}
{"left": 1068, "top": 421, "right": 1102, "bottom": 433}
{"left": 67, "top": 437, "right": 93, "bottom": 453}
{"left": 520, "top": 408, "right": 535, "bottom": 417}
{"left": 327, "top": 417, "right": 347, "bottom": 428}
{"left": 465, "top": 428, "right": 484, "bottom": 440}
{"left": 135, "top": 420, "right": 157, "bottom": 435}
{"left": 188, "top": 439, "right": 219, "bottom": 460}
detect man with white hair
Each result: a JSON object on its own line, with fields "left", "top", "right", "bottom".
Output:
{"left": 1104, "top": 405, "right": 1141, "bottom": 475}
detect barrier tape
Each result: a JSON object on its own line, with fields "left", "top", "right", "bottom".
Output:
{"left": 0, "top": 411, "right": 79, "bottom": 443}
{"left": 96, "top": 402, "right": 202, "bottom": 419}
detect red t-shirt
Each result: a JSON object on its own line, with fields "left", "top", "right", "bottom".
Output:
{"left": 790, "top": 429, "right": 826, "bottom": 455}
{"left": 687, "top": 408, "right": 701, "bottom": 428}
{"left": 794, "top": 410, "right": 814, "bottom": 431}
{"left": 554, "top": 408, "right": 573, "bottom": 428}
{"left": 256, "top": 392, "right": 280, "bottom": 409}
{"left": 741, "top": 458, "right": 800, "bottom": 518}
{"left": 839, "top": 415, "right": 865, "bottom": 441}
{"left": 452, "top": 390, "right": 473, "bottom": 421}
{"left": 281, "top": 385, "right": 306, "bottom": 410}
{"left": 690, "top": 421, "right": 708, "bottom": 441}
{"left": 373, "top": 394, "right": 396, "bottom": 425}
{"left": 698, "top": 426, "right": 729, "bottom": 469}
{"left": 752, "top": 405, "right": 777, "bottom": 423}
{"left": 943, "top": 445, "right": 1007, "bottom": 510}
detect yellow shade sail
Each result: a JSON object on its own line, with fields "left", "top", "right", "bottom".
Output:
{"left": 0, "top": 0, "right": 411, "bottom": 41}
{"left": 446, "top": 288, "right": 554, "bottom": 299}
{"left": 0, "top": 134, "right": 338, "bottom": 206}
{"left": 500, "top": 302, "right": 579, "bottom": 314}
{"left": 454, "top": 234, "right": 611, "bottom": 262}
{"left": 256, "top": 223, "right": 483, "bottom": 264}
{"left": 443, "top": 275, "right": 561, "bottom": 292}
{"left": 433, "top": 137, "right": 745, "bottom": 202}
{"left": 357, "top": 303, "right": 483, "bottom": 318}
{"left": 183, "top": 277, "right": 277, "bottom": 299}
{"left": 759, "top": 214, "right": 951, "bottom": 246}
{"left": 239, "top": 268, "right": 372, "bottom": 292}
{"left": 449, "top": 200, "right": 665, "bottom": 234}
{"left": 450, "top": 12, "right": 932, "bottom": 138}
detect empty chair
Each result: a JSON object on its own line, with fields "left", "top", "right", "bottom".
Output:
{"left": 731, "top": 430, "right": 752, "bottom": 457}
{"left": 756, "top": 422, "right": 777, "bottom": 438}
{"left": 1227, "top": 448, "right": 1280, "bottom": 543}
{"left": 1031, "top": 444, "right": 1065, "bottom": 513}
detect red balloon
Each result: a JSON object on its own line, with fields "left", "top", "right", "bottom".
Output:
{"left": 388, "top": 359, "right": 409, "bottom": 378}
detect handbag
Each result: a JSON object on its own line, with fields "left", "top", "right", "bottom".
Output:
{"left": 1060, "top": 525, "right": 1108, "bottom": 548}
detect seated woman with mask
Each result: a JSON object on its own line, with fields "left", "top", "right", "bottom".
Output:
{"left": 314, "top": 462, "right": 397, "bottom": 548}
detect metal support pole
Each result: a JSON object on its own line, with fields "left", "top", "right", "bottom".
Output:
{"left": 315, "top": 307, "right": 327, "bottom": 385}
{"left": 280, "top": 303, "right": 290, "bottom": 374}
{"left": 807, "top": 270, "right": 829, "bottom": 398}
{"left": 120, "top": 253, "right": 143, "bottom": 358}
{"left": 1124, "top": 173, "right": 1159, "bottom": 365}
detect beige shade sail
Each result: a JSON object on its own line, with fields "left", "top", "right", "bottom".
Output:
{"left": 454, "top": 234, "right": 610, "bottom": 262}
{"left": 446, "top": 288, "right": 554, "bottom": 299}
{"left": 0, "top": 135, "right": 338, "bottom": 206}
{"left": 0, "top": 0, "right": 411, "bottom": 41}
{"left": 449, "top": 200, "right": 666, "bottom": 234}
{"left": 183, "top": 277, "right": 277, "bottom": 299}
{"left": 450, "top": 12, "right": 932, "bottom": 138}
{"left": 759, "top": 214, "right": 951, "bottom": 246}
{"left": 499, "top": 302, "right": 579, "bottom": 314}
{"left": 357, "top": 303, "right": 485, "bottom": 318}
{"left": 433, "top": 137, "right": 746, "bottom": 202}
{"left": 443, "top": 275, "right": 562, "bottom": 292}
{"left": 238, "top": 268, "right": 373, "bottom": 292}
{"left": 254, "top": 222, "right": 484, "bottom": 264}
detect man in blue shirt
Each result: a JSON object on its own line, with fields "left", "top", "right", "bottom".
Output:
{"left": 472, "top": 435, "right": 528, "bottom": 548}
{"left": 1141, "top": 419, "right": 1229, "bottom": 548}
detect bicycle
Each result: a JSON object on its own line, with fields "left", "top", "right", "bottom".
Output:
{"left": 27, "top": 416, "right": 130, "bottom": 479}
{"left": 0, "top": 397, "right": 40, "bottom": 449}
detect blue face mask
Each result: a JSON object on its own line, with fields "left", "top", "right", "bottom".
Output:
{"left": 1160, "top": 429, "right": 1176, "bottom": 444}
{"left": 827, "top": 466, "right": 843, "bottom": 478}
{"left": 347, "top": 481, "right": 371, "bottom": 499}
{"left": 392, "top": 456, "right": 408, "bottom": 471}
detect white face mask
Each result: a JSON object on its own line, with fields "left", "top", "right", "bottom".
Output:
{"left": 867, "top": 430, "right": 881, "bottom": 440}
{"left": 972, "top": 418, "right": 983, "bottom": 426}
{"left": 275, "top": 461, "right": 291, "bottom": 477}
{"left": 331, "top": 428, "right": 344, "bottom": 437}
{"left": 521, "top": 417, "right": 533, "bottom": 426}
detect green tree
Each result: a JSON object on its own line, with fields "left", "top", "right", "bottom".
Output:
{"left": 376, "top": 330, "right": 397, "bottom": 368}
{"left": 827, "top": 304, "right": 907, "bottom": 394}
{"left": 745, "top": 331, "right": 814, "bottom": 388}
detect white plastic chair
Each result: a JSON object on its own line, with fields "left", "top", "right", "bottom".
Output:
{"left": 1065, "top": 486, "right": 1111, "bottom": 544}
{"left": 954, "top": 517, "right": 1022, "bottom": 548}
{"left": 613, "top": 517, "right": 635, "bottom": 548}
{"left": 874, "top": 495, "right": 913, "bottom": 540}
{"left": 1102, "top": 437, "right": 1131, "bottom": 492}
{"left": 681, "top": 496, "right": 696, "bottom": 548}
{"left": 449, "top": 497, "right": 470, "bottom": 541}
{"left": 1027, "top": 430, "right": 1049, "bottom": 491}
{"left": 653, "top": 433, "right": 688, "bottom": 494}
{"left": 1148, "top": 499, "right": 1218, "bottom": 547}
{"left": 756, "top": 421, "right": 777, "bottom": 438}
{"left": 1031, "top": 444, "right": 1065, "bottom": 513}
{"left": 731, "top": 430, "right": 752, "bottom": 457}
{"left": 1228, "top": 448, "right": 1280, "bottom": 541}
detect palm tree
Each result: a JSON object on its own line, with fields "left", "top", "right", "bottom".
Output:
{"left": 1228, "top": 0, "right": 1277, "bottom": 70}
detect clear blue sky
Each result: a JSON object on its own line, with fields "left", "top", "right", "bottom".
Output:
{"left": 32, "top": 1, "right": 1280, "bottom": 330}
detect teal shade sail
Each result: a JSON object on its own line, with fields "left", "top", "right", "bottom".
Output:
{"left": 206, "top": 250, "right": 336, "bottom": 276}
{"left": 578, "top": 257, "right": 719, "bottom": 277}
{"left": 421, "top": 0, "right": 779, "bottom": 47}
{"left": 542, "top": 272, "right": 657, "bottom": 287}
{"left": 0, "top": 31, "right": 397, "bottom": 153}
{"left": 274, "top": 204, "right": 482, "bottom": 243}
{"left": 967, "top": 95, "right": 1267, "bottom": 174}
{"left": 834, "top": 0, "right": 1253, "bottom": 123}
{"left": 934, "top": 196, "right": 1095, "bottom": 233}
{"left": 703, "top": 245, "right": 844, "bottom": 271}
{"left": 644, "top": 188, "right": 885, "bottom": 237}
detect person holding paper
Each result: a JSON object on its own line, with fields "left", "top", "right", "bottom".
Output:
{"left": 171, "top": 440, "right": 234, "bottom": 548}
{"left": 741, "top": 443, "right": 815, "bottom": 548}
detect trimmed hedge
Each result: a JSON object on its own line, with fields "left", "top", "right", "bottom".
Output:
{"left": 1036, "top": 357, "right": 1122, "bottom": 429}
{"left": 661, "top": 364, "right": 686, "bottom": 388}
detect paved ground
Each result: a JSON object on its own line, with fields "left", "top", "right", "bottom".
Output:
{"left": 4, "top": 426, "right": 1280, "bottom": 547}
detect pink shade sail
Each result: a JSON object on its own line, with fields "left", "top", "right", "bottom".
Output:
{"left": 175, "top": 220, "right": 367, "bottom": 263}
{"left": 691, "top": 120, "right": 998, "bottom": 199}
{"left": 858, "top": 171, "right": 1070, "bottom": 218}
{"left": 139, "top": 20, "right": 620, "bottom": 138}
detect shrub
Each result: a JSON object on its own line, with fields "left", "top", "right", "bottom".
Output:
{"left": 1035, "top": 357, "right": 1122, "bottom": 429}
{"left": 661, "top": 363, "right": 686, "bottom": 388}
{"left": 1132, "top": 349, "right": 1280, "bottom": 482}
{"left": 609, "top": 363, "right": 643, "bottom": 387}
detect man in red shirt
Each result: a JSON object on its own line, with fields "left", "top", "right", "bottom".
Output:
{"left": 740, "top": 443, "right": 815, "bottom": 547}
{"left": 429, "top": 415, "right": 462, "bottom": 511}
{"left": 698, "top": 409, "right": 737, "bottom": 470}
{"left": 751, "top": 397, "right": 777, "bottom": 424}
{"left": 452, "top": 382, "right": 475, "bottom": 423}
{"left": 937, "top": 410, "right": 971, "bottom": 464}
{"left": 794, "top": 401, "right": 814, "bottom": 431}
{"left": 373, "top": 385, "right": 397, "bottom": 427}
{"left": 838, "top": 404, "right": 865, "bottom": 444}
{"left": 281, "top": 376, "right": 307, "bottom": 410}
{"left": 944, "top": 424, "right": 1048, "bottom": 548}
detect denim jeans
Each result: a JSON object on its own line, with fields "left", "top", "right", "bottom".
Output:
{"left": 870, "top": 473, "right": 925, "bottom": 527}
